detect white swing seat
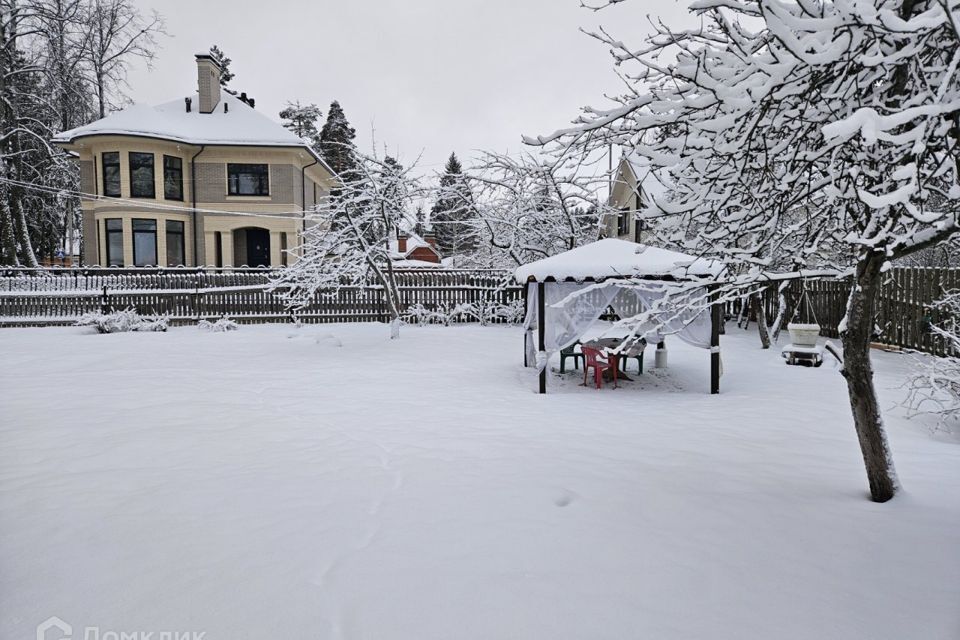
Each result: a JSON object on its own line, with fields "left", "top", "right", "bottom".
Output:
{"left": 781, "top": 342, "right": 824, "bottom": 367}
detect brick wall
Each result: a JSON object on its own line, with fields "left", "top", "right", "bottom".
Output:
{"left": 79, "top": 160, "right": 95, "bottom": 195}
{"left": 194, "top": 162, "right": 298, "bottom": 204}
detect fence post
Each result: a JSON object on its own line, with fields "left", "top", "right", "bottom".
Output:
{"left": 100, "top": 286, "right": 109, "bottom": 314}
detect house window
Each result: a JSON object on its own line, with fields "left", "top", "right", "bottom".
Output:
{"left": 280, "top": 232, "right": 288, "bottom": 266}
{"left": 129, "top": 152, "right": 155, "bottom": 198}
{"left": 132, "top": 219, "right": 157, "bottom": 266}
{"left": 227, "top": 163, "right": 269, "bottom": 196}
{"left": 166, "top": 220, "right": 185, "bottom": 266}
{"left": 617, "top": 208, "right": 630, "bottom": 236}
{"left": 105, "top": 218, "right": 123, "bottom": 266}
{"left": 163, "top": 155, "right": 183, "bottom": 201}
{"left": 102, "top": 152, "right": 121, "bottom": 197}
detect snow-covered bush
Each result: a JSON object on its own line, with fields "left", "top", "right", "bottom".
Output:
{"left": 402, "top": 299, "right": 524, "bottom": 327}
{"left": 403, "top": 304, "right": 452, "bottom": 326}
{"left": 198, "top": 317, "right": 239, "bottom": 332}
{"left": 905, "top": 292, "right": 960, "bottom": 431}
{"left": 75, "top": 309, "right": 168, "bottom": 334}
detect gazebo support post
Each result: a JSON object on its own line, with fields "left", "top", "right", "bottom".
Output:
{"left": 710, "top": 285, "right": 721, "bottom": 394}
{"left": 523, "top": 282, "right": 529, "bottom": 367}
{"left": 538, "top": 281, "right": 547, "bottom": 394}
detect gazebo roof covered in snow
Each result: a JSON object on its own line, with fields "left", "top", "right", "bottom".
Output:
{"left": 514, "top": 239, "right": 724, "bottom": 283}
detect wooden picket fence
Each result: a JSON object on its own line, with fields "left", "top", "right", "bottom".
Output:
{"left": 739, "top": 267, "right": 960, "bottom": 356}
{"left": 0, "top": 267, "right": 522, "bottom": 327}
{"left": 3, "top": 266, "right": 958, "bottom": 356}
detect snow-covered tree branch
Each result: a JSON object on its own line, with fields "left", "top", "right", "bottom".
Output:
{"left": 904, "top": 290, "right": 960, "bottom": 430}
{"left": 526, "top": 0, "right": 960, "bottom": 502}
{"left": 269, "top": 149, "right": 418, "bottom": 339}
{"left": 463, "top": 151, "right": 610, "bottom": 268}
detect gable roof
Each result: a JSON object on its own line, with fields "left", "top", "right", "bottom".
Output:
{"left": 53, "top": 92, "right": 334, "bottom": 175}
{"left": 620, "top": 153, "right": 671, "bottom": 207}
{"left": 514, "top": 239, "right": 724, "bottom": 283}
{"left": 388, "top": 232, "right": 441, "bottom": 261}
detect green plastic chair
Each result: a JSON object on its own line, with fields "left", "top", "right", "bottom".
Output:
{"left": 617, "top": 338, "right": 646, "bottom": 374}
{"left": 560, "top": 341, "right": 584, "bottom": 373}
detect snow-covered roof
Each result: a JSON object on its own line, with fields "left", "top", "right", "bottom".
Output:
{"left": 388, "top": 232, "right": 440, "bottom": 260}
{"left": 514, "top": 239, "right": 724, "bottom": 282}
{"left": 623, "top": 153, "right": 671, "bottom": 206}
{"left": 53, "top": 92, "right": 331, "bottom": 171}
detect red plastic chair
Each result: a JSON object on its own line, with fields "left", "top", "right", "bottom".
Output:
{"left": 581, "top": 346, "right": 617, "bottom": 389}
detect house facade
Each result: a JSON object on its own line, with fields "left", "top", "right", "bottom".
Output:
{"left": 53, "top": 55, "right": 337, "bottom": 268}
{"left": 605, "top": 154, "right": 668, "bottom": 243}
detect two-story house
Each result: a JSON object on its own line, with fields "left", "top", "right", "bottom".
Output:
{"left": 53, "top": 54, "right": 337, "bottom": 268}
{"left": 606, "top": 154, "right": 669, "bottom": 243}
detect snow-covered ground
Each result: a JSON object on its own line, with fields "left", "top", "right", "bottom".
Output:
{"left": 1, "top": 324, "right": 958, "bottom": 640}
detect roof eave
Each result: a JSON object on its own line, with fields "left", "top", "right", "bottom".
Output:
{"left": 51, "top": 130, "right": 339, "bottom": 183}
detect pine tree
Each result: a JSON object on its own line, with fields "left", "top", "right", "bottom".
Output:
{"left": 430, "top": 152, "right": 477, "bottom": 256}
{"left": 209, "top": 45, "right": 235, "bottom": 94}
{"left": 318, "top": 100, "right": 358, "bottom": 181}
{"left": 414, "top": 206, "right": 426, "bottom": 237}
{"left": 279, "top": 101, "right": 321, "bottom": 149}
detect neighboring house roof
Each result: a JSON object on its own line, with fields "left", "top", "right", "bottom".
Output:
{"left": 621, "top": 153, "right": 672, "bottom": 209}
{"left": 514, "top": 238, "right": 724, "bottom": 283}
{"left": 52, "top": 92, "right": 335, "bottom": 176}
{"left": 388, "top": 232, "right": 442, "bottom": 262}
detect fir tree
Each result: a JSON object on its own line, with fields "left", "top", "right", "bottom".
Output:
{"left": 279, "top": 101, "right": 322, "bottom": 149}
{"left": 318, "top": 100, "right": 358, "bottom": 181}
{"left": 414, "top": 206, "right": 426, "bottom": 237}
{"left": 209, "top": 45, "right": 235, "bottom": 94}
{"left": 430, "top": 152, "right": 477, "bottom": 256}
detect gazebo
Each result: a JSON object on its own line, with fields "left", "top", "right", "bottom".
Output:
{"left": 514, "top": 239, "right": 725, "bottom": 394}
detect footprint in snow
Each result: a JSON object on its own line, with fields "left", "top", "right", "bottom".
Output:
{"left": 554, "top": 490, "right": 576, "bottom": 507}
{"left": 315, "top": 334, "right": 343, "bottom": 347}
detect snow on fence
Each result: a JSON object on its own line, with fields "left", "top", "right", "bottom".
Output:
{"left": 0, "top": 268, "right": 522, "bottom": 327}
{"left": 740, "top": 267, "right": 960, "bottom": 357}
{"left": 3, "top": 267, "right": 957, "bottom": 356}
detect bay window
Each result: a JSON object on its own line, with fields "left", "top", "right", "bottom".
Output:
{"left": 129, "top": 152, "right": 155, "bottom": 199}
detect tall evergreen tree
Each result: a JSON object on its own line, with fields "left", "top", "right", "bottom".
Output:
{"left": 430, "top": 152, "right": 477, "bottom": 256}
{"left": 279, "top": 101, "right": 321, "bottom": 149}
{"left": 209, "top": 45, "right": 234, "bottom": 90}
{"left": 318, "top": 100, "right": 358, "bottom": 181}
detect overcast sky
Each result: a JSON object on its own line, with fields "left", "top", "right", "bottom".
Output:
{"left": 127, "top": 0, "right": 692, "bottom": 172}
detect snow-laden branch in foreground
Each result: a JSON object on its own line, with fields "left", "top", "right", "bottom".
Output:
{"left": 521, "top": 0, "right": 960, "bottom": 502}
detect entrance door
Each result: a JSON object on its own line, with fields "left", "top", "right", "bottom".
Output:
{"left": 246, "top": 228, "right": 271, "bottom": 267}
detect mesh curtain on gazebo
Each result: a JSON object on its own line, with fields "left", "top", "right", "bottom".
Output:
{"left": 524, "top": 281, "right": 713, "bottom": 370}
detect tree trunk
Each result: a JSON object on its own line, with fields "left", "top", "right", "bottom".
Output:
{"left": 841, "top": 254, "right": 899, "bottom": 502}
{"left": 0, "top": 196, "right": 19, "bottom": 266}
{"left": 752, "top": 292, "right": 771, "bottom": 349}
{"left": 771, "top": 282, "right": 798, "bottom": 342}
{"left": 7, "top": 153, "right": 38, "bottom": 267}
{"left": 97, "top": 71, "right": 106, "bottom": 119}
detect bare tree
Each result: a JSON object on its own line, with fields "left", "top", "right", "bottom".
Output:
{"left": 84, "top": 0, "right": 164, "bottom": 118}
{"left": 464, "top": 151, "right": 609, "bottom": 268}
{"left": 530, "top": 0, "right": 960, "bottom": 502}
{"left": 270, "top": 149, "right": 418, "bottom": 339}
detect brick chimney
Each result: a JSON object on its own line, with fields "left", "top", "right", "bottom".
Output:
{"left": 397, "top": 231, "right": 408, "bottom": 254}
{"left": 195, "top": 54, "right": 222, "bottom": 114}
{"left": 423, "top": 230, "right": 437, "bottom": 248}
